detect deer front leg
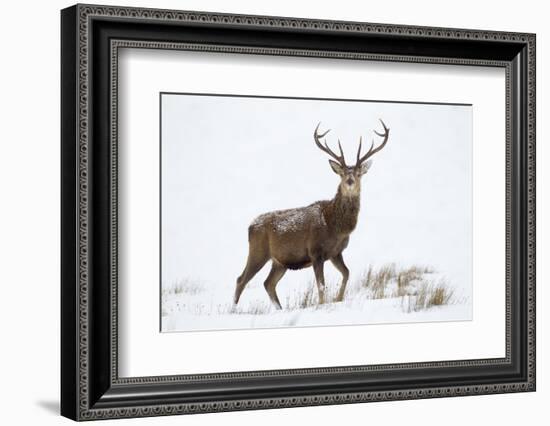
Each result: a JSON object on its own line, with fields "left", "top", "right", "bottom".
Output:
{"left": 312, "top": 259, "right": 326, "bottom": 305}
{"left": 263, "top": 262, "right": 286, "bottom": 310}
{"left": 331, "top": 253, "right": 349, "bottom": 302}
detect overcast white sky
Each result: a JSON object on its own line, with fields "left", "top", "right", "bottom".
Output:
{"left": 161, "top": 94, "right": 472, "bottom": 297}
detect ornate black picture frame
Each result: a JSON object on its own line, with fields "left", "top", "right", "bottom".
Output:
{"left": 61, "top": 3, "right": 536, "bottom": 421}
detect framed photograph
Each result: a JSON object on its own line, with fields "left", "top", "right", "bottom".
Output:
{"left": 61, "top": 4, "right": 536, "bottom": 421}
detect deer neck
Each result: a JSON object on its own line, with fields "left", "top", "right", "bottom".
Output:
{"left": 326, "top": 187, "right": 361, "bottom": 234}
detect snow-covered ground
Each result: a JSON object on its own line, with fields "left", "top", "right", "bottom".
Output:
{"left": 161, "top": 266, "right": 471, "bottom": 333}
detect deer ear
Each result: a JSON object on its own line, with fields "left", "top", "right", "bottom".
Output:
{"left": 329, "top": 160, "right": 344, "bottom": 176}
{"left": 358, "top": 160, "right": 372, "bottom": 176}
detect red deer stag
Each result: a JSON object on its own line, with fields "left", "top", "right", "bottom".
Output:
{"left": 234, "top": 120, "right": 390, "bottom": 309}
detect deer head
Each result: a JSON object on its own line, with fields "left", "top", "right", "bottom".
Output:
{"left": 314, "top": 119, "right": 390, "bottom": 197}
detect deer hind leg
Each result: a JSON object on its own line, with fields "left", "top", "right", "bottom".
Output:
{"left": 234, "top": 253, "right": 268, "bottom": 305}
{"left": 264, "top": 262, "right": 286, "bottom": 310}
{"left": 312, "top": 259, "right": 326, "bottom": 305}
{"left": 331, "top": 253, "right": 349, "bottom": 302}
{"left": 234, "top": 228, "right": 269, "bottom": 305}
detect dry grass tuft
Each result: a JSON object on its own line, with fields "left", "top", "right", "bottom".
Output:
{"left": 411, "top": 281, "right": 454, "bottom": 312}
{"left": 230, "top": 300, "right": 272, "bottom": 315}
{"left": 286, "top": 281, "right": 319, "bottom": 310}
{"left": 355, "top": 263, "right": 454, "bottom": 312}
{"left": 359, "top": 264, "right": 433, "bottom": 298}
{"left": 163, "top": 278, "right": 205, "bottom": 296}
{"left": 360, "top": 264, "right": 396, "bottom": 299}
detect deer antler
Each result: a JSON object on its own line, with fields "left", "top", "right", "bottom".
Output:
{"left": 356, "top": 119, "right": 390, "bottom": 166}
{"left": 314, "top": 122, "right": 347, "bottom": 167}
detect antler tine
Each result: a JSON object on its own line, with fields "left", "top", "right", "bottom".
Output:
{"left": 373, "top": 119, "right": 389, "bottom": 137}
{"left": 356, "top": 136, "right": 375, "bottom": 165}
{"left": 314, "top": 122, "right": 331, "bottom": 139}
{"left": 356, "top": 118, "right": 390, "bottom": 165}
{"left": 314, "top": 122, "right": 347, "bottom": 167}
{"left": 337, "top": 139, "right": 346, "bottom": 161}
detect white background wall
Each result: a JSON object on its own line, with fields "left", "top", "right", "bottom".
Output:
{"left": 0, "top": 0, "right": 546, "bottom": 424}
